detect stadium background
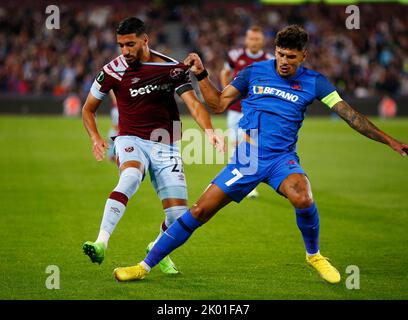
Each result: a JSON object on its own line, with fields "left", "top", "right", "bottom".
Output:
{"left": 0, "top": 0, "right": 407, "bottom": 300}
{"left": 1, "top": 0, "right": 408, "bottom": 114}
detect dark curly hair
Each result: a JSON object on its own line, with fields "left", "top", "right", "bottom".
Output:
{"left": 116, "top": 17, "right": 146, "bottom": 36}
{"left": 275, "top": 25, "right": 309, "bottom": 51}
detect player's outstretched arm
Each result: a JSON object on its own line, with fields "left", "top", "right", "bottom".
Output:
{"left": 181, "top": 90, "right": 225, "bottom": 153}
{"left": 82, "top": 93, "right": 109, "bottom": 161}
{"left": 184, "top": 53, "right": 241, "bottom": 114}
{"left": 332, "top": 100, "right": 408, "bottom": 156}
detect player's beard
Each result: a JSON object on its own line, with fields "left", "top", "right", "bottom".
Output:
{"left": 127, "top": 47, "right": 144, "bottom": 68}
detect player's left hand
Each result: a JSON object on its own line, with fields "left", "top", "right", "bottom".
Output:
{"left": 389, "top": 140, "right": 408, "bottom": 156}
{"left": 184, "top": 53, "right": 205, "bottom": 75}
{"left": 206, "top": 129, "right": 226, "bottom": 153}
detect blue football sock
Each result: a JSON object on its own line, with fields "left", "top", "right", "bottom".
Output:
{"left": 144, "top": 210, "right": 202, "bottom": 268}
{"left": 295, "top": 202, "right": 320, "bottom": 255}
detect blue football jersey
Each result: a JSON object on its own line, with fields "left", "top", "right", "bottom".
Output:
{"left": 230, "top": 59, "right": 342, "bottom": 153}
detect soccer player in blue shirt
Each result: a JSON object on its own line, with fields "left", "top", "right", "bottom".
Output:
{"left": 113, "top": 25, "right": 408, "bottom": 284}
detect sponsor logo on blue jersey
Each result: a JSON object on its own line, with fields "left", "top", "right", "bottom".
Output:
{"left": 252, "top": 86, "right": 299, "bottom": 102}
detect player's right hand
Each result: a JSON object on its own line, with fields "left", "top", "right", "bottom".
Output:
{"left": 206, "top": 129, "right": 226, "bottom": 153}
{"left": 184, "top": 53, "right": 205, "bottom": 75}
{"left": 92, "top": 137, "right": 108, "bottom": 161}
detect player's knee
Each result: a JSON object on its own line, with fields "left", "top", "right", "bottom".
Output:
{"left": 190, "top": 204, "right": 204, "bottom": 218}
{"left": 190, "top": 204, "right": 209, "bottom": 223}
{"left": 291, "top": 193, "right": 314, "bottom": 209}
{"left": 114, "top": 167, "right": 143, "bottom": 199}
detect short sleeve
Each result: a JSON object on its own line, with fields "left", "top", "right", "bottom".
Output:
{"left": 315, "top": 74, "right": 337, "bottom": 100}
{"left": 315, "top": 74, "right": 343, "bottom": 108}
{"left": 174, "top": 67, "right": 194, "bottom": 96}
{"left": 230, "top": 66, "right": 252, "bottom": 97}
{"left": 90, "top": 70, "right": 115, "bottom": 100}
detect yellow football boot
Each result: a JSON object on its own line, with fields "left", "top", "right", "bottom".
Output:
{"left": 113, "top": 263, "right": 148, "bottom": 282}
{"left": 306, "top": 252, "right": 341, "bottom": 284}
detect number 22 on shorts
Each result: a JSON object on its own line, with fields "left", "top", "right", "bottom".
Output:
{"left": 225, "top": 168, "right": 243, "bottom": 186}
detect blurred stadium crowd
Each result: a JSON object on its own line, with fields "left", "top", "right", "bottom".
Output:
{"left": 0, "top": 1, "right": 407, "bottom": 100}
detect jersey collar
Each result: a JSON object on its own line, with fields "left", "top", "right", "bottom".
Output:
{"left": 141, "top": 49, "right": 179, "bottom": 66}
{"left": 245, "top": 49, "right": 264, "bottom": 59}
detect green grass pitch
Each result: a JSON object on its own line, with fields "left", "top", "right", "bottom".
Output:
{"left": 0, "top": 115, "right": 407, "bottom": 300}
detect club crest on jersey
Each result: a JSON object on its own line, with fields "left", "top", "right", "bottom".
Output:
{"left": 96, "top": 71, "right": 105, "bottom": 84}
{"left": 287, "top": 159, "right": 297, "bottom": 167}
{"left": 125, "top": 146, "right": 134, "bottom": 153}
{"left": 291, "top": 81, "right": 302, "bottom": 90}
{"left": 170, "top": 68, "right": 184, "bottom": 79}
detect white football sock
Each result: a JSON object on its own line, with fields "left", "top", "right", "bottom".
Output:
{"left": 307, "top": 250, "right": 320, "bottom": 257}
{"left": 97, "top": 167, "right": 143, "bottom": 248}
{"left": 140, "top": 261, "right": 151, "bottom": 272}
{"left": 153, "top": 206, "right": 188, "bottom": 244}
{"left": 96, "top": 229, "right": 110, "bottom": 248}
{"left": 98, "top": 199, "right": 126, "bottom": 248}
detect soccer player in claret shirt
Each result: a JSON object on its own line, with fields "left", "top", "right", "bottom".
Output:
{"left": 113, "top": 25, "right": 408, "bottom": 284}
{"left": 81, "top": 17, "right": 224, "bottom": 274}
{"left": 220, "top": 26, "right": 272, "bottom": 198}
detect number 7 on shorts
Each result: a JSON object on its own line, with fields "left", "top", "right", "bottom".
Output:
{"left": 225, "top": 168, "right": 243, "bottom": 186}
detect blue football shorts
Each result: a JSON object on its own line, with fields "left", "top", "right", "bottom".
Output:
{"left": 212, "top": 141, "right": 306, "bottom": 202}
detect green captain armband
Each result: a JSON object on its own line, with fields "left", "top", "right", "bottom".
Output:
{"left": 321, "top": 91, "right": 343, "bottom": 108}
